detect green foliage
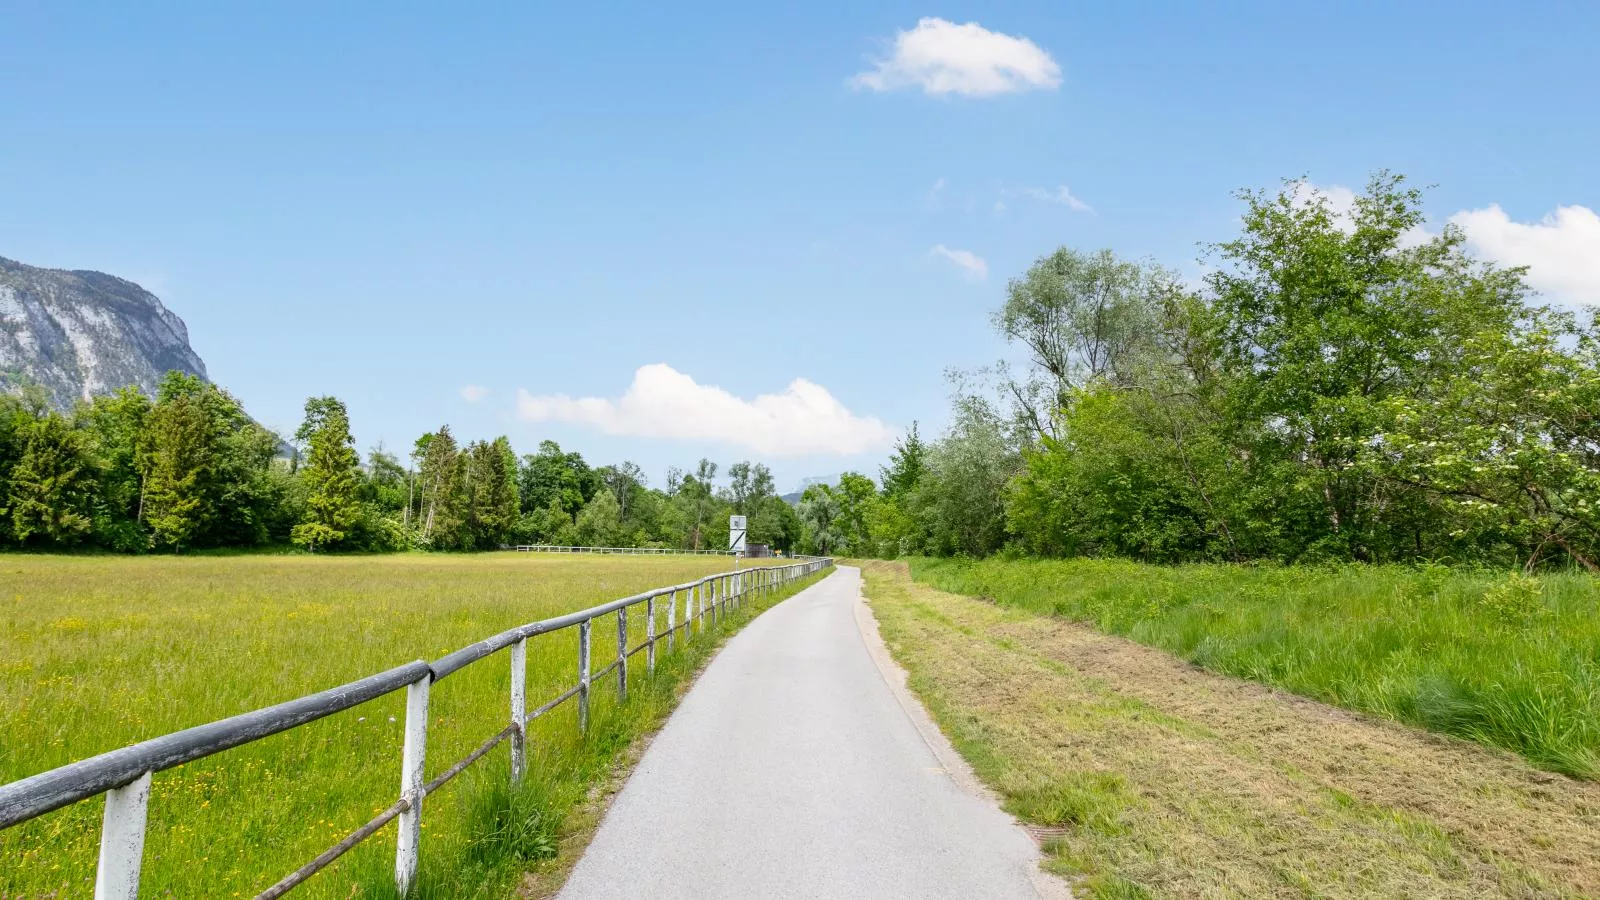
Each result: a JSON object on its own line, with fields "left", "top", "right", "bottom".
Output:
{"left": 7, "top": 412, "right": 95, "bottom": 545}
{"left": 879, "top": 421, "right": 927, "bottom": 500}
{"left": 78, "top": 387, "right": 150, "bottom": 551}
{"left": 418, "top": 425, "right": 465, "bottom": 549}
{"left": 858, "top": 171, "right": 1600, "bottom": 571}
{"left": 290, "top": 396, "right": 362, "bottom": 551}
{"left": 574, "top": 487, "right": 626, "bottom": 547}
{"left": 518, "top": 440, "right": 595, "bottom": 518}
{"left": 465, "top": 436, "right": 521, "bottom": 550}
{"left": 993, "top": 248, "right": 1171, "bottom": 438}
{"left": 139, "top": 375, "right": 218, "bottom": 550}
{"left": 0, "top": 376, "right": 801, "bottom": 555}
{"left": 915, "top": 397, "right": 1018, "bottom": 557}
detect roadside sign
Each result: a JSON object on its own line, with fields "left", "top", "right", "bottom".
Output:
{"left": 729, "top": 515, "right": 747, "bottom": 553}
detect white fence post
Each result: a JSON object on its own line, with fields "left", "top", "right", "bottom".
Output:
{"left": 578, "top": 619, "right": 592, "bottom": 733}
{"left": 94, "top": 770, "right": 152, "bottom": 900}
{"left": 616, "top": 606, "right": 629, "bottom": 702}
{"left": 510, "top": 638, "right": 527, "bottom": 785}
{"left": 395, "top": 674, "right": 431, "bottom": 895}
{"left": 666, "top": 588, "right": 676, "bottom": 651}
{"left": 646, "top": 594, "right": 657, "bottom": 675}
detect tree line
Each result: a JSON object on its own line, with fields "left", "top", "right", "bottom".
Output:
{"left": 797, "top": 173, "right": 1600, "bottom": 571}
{"left": 0, "top": 373, "right": 802, "bottom": 554}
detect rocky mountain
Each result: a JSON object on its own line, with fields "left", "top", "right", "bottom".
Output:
{"left": 0, "top": 256, "right": 208, "bottom": 409}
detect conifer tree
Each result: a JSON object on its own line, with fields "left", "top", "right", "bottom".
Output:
{"left": 140, "top": 382, "right": 215, "bottom": 551}
{"left": 468, "top": 436, "right": 520, "bottom": 548}
{"left": 291, "top": 396, "right": 362, "bottom": 551}
{"left": 419, "top": 426, "right": 463, "bottom": 547}
{"left": 8, "top": 412, "right": 95, "bottom": 545}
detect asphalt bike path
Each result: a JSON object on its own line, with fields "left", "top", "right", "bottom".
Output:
{"left": 558, "top": 565, "right": 1059, "bottom": 900}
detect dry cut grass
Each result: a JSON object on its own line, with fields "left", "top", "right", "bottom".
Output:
{"left": 858, "top": 560, "right": 1600, "bottom": 899}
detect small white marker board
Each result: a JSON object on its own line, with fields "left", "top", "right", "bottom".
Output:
{"left": 729, "top": 515, "right": 747, "bottom": 554}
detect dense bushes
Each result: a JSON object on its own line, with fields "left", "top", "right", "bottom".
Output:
{"left": 807, "top": 173, "right": 1600, "bottom": 572}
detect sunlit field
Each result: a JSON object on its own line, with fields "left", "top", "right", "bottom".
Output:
{"left": 1, "top": 553, "right": 814, "bottom": 898}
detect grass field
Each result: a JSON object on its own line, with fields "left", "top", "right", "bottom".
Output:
{"left": 909, "top": 557, "right": 1600, "bottom": 779}
{"left": 0, "top": 553, "right": 817, "bottom": 898}
{"left": 859, "top": 561, "right": 1600, "bottom": 898}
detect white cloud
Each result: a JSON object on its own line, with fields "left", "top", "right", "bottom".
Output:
{"left": 931, "top": 244, "right": 988, "bottom": 280}
{"left": 516, "top": 364, "right": 895, "bottom": 457}
{"left": 993, "top": 200, "right": 1007, "bottom": 216}
{"left": 931, "top": 176, "right": 947, "bottom": 194}
{"left": 1451, "top": 204, "right": 1600, "bottom": 305}
{"left": 1290, "top": 182, "right": 1600, "bottom": 303}
{"left": 850, "top": 18, "right": 1061, "bottom": 97}
{"left": 460, "top": 384, "right": 489, "bottom": 402}
{"left": 1023, "top": 185, "right": 1093, "bottom": 213}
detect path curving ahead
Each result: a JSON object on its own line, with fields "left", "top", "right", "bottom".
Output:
{"left": 558, "top": 566, "right": 1054, "bottom": 900}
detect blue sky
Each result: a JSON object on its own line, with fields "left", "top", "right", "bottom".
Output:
{"left": 3, "top": 2, "right": 1597, "bottom": 491}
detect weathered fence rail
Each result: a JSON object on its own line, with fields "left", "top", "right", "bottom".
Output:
{"left": 0, "top": 556, "right": 833, "bottom": 899}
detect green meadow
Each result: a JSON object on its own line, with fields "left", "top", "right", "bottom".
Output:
{"left": 1, "top": 553, "right": 816, "bottom": 898}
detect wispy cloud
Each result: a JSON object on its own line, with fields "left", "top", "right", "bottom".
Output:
{"left": 460, "top": 384, "right": 489, "bottom": 402}
{"left": 1023, "top": 185, "right": 1093, "bottom": 213}
{"left": 850, "top": 18, "right": 1061, "bottom": 97}
{"left": 931, "top": 244, "right": 989, "bottom": 280}
{"left": 516, "top": 364, "right": 895, "bottom": 457}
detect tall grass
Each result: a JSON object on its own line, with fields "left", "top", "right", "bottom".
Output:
{"left": 1, "top": 553, "right": 814, "bottom": 897}
{"left": 910, "top": 557, "right": 1600, "bottom": 779}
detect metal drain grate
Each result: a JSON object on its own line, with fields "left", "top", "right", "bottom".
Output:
{"left": 1023, "top": 824, "right": 1071, "bottom": 844}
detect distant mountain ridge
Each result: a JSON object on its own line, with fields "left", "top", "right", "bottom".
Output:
{"left": 0, "top": 256, "right": 208, "bottom": 409}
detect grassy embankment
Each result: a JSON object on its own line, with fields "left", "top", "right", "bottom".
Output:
{"left": 1, "top": 554, "right": 817, "bottom": 898}
{"left": 859, "top": 559, "right": 1600, "bottom": 898}
{"left": 915, "top": 557, "right": 1600, "bottom": 779}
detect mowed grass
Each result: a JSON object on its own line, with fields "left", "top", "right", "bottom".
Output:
{"left": 859, "top": 561, "right": 1600, "bottom": 898}
{"left": 1, "top": 553, "right": 816, "bottom": 898}
{"left": 910, "top": 557, "right": 1600, "bottom": 779}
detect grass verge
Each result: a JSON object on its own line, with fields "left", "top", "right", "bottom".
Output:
{"left": 857, "top": 560, "right": 1600, "bottom": 899}
{"left": 909, "top": 556, "right": 1600, "bottom": 779}
{"left": 1, "top": 553, "right": 821, "bottom": 897}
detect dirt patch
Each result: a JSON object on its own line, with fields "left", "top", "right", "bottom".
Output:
{"left": 858, "top": 560, "right": 1600, "bottom": 899}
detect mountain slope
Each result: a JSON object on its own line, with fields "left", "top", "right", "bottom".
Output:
{"left": 0, "top": 256, "right": 208, "bottom": 408}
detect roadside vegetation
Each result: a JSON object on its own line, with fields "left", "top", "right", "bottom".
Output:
{"left": 798, "top": 173, "right": 1600, "bottom": 574}
{"left": 912, "top": 556, "right": 1600, "bottom": 779}
{"left": 860, "top": 561, "right": 1600, "bottom": 899}
{"left": 0, "top": 553, "right": 820, "bottom": 897}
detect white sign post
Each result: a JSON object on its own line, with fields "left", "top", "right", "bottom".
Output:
{"left": 729, "top": 515, "right": 747, "bottom": 568}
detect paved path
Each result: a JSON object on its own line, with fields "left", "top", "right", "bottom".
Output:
{"left": 559, "top": 566, "right": 1054, "bottom": 900}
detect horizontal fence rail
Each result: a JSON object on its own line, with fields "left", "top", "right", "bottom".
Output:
{"left": 0, "top": 557, "right": 833, "bottom": 899}
{"left": 514, "top": 545, "right": 739, "bottom": 555}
